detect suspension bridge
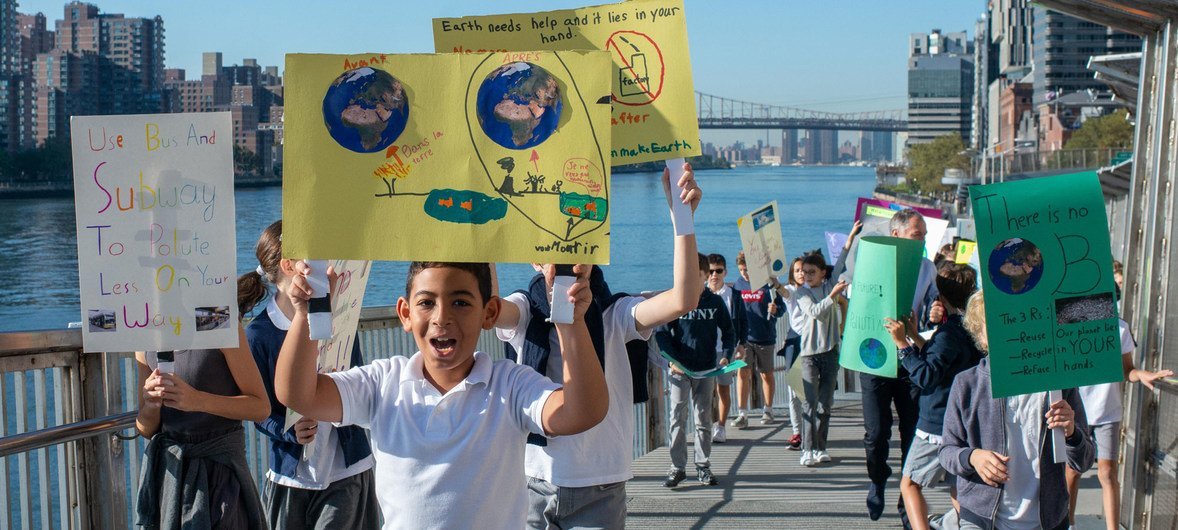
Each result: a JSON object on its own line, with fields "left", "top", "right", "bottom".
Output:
{"left": 695, "top": 91, "right": 908, "bottom": 131}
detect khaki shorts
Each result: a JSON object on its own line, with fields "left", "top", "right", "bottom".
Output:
{"left": 742, "top": 343, "right": 775, "bottom": 374}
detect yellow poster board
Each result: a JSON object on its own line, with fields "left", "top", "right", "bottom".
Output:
{"left": 283, "top": 51, "right": 612, "bottom": 264}
{"left": 433, "top": 0, "right": 701, "bottom": 165}
{"left": 955, "top": 240, "right": 977, "bottom": 264}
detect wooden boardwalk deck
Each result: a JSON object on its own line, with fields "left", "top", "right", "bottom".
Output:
{"left": 626, "top": 394, "right": 1108, "bottom": 529}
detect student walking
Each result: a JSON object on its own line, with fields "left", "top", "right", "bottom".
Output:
{"left": 1066, "top": 319, "right": 1173, "bottom": 530}
{"left": 733, "top": 252, "right": 785, "bottom": 427}
{"left": 706, "top": 253, "right": 746, "bottom": 444}
{"left": 493, "top": 163, "right": 704, "bottom": 529}
{"left": 940, "top": 292, "right": 1095, "bottom": 530}
{"left": 657, "top": 253, "right": 737, "bottom": 487}
{"left": 274, "top": 261, "right": 609, "bottom": 529}
{"left": 239, "top": 220, "right": 380, "bottom": 530}
{"left": 793, "top": 252, "right": 849, "bottom": 466}
{"left": 884, "top": 263, "right": 984, "bottom": 530}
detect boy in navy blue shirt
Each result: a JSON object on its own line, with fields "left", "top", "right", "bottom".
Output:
{"left": 732, "top": 251, "right": 786, "bottom": 427}
{"left": 657, "top": 253, "right": 737, "bottom": 487}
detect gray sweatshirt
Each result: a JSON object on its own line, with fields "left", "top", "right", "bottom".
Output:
{"left": 793, "top": 281, "right": 841, "bottom": 356}
{"left": 938, "top": 357, "right": 1095, "bottom": 530}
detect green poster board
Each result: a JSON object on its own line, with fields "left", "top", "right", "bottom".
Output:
{"left": 969, "top": 171, "right": 1121, "bottom": 398}
{"left": 839, "top": 236, "right": 924, "bottom": 377}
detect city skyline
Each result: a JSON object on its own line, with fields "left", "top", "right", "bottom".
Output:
{"left": 13, "top": 0, "right": 984, "bottom": 147}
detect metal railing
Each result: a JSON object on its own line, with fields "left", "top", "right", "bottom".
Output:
{"left": 0, "top": 307, "right": 807, "bottom": 529}
{"left": 982, "top": 147, "right": 1121, "bottom": 181}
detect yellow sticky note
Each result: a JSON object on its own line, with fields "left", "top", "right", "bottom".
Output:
{"left": 283, "top": 51, "right": 612, "bottom": 264}
{"left": 955, "top": 240, "right": 977, "bottom": 264}
{"left": 433, "top": 0, "right": 701, "bottom": 165}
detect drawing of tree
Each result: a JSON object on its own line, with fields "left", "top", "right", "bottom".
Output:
{"left": 524, "top": 173, "right": 546, "bottom": 194}
{"left": 375, "top": 172, "right": 408, "bottom": 198}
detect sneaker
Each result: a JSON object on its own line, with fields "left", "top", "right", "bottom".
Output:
{"left": 787, "top": 433, "right": 801, "bottom": 450}
{"left": 696, "top": 466, "right": 718, "bottom": 486}
{"left": 713, "top": 424, "right": 727, "bottom": 443}
{"left": 760, "top": 409, "right": 775, "bottom": 425}
{"left": 799, "top": 450, "right": 817, "bottom": 467}
{"left": 866, "top": 482, "right": 885, "bottom": 521}
{"left": 732, "top": 413, "right": 748, "bottom": 429}
{"left": 815, "top": 450, "right": 831, "bottom": 463}
{"left": 663, "top": 468, "right": 686, "bottom": 488}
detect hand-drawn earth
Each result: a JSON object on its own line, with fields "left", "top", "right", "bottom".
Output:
{"left": 476, "top": 62, "right": 562, "bottom": 150}
{"left": 323, "top": 67, "right": 409, "bottom": 153}
{"left": 860, "top": 338, "right": 887, "bottom": 369}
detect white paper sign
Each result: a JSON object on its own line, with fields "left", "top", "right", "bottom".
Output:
{"left": 71, "top": 113, "right": 236, "bottom": 352}
{"left": 285, "top": 259, "right": 372, "bottom": 430}
{"left": 737, "top": 201, "right": 788, "bottom": 290}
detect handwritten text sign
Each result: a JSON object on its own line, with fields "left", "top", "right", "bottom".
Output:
{"left": 433, "top": 0, "right": 700, "bottom": 165}
{"left": 970, "top": 172, "right": 1121, "bottom": 398}
{"left": 737, "top": 201, "right": 787, "bottom": 290}
{"left": 285, "top": 259, "right": 371, "bottom": 430}
{"left": 283, "top": 51, "right": 611, "bottom": 264}
{"left": 71, "top": 113, "right": 236, "bottom": 353}
{"left": 839, "top": 236, "right": 923, "bottom": 377}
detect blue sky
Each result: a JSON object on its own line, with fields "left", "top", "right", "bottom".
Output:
{"left": 17, "top": 0, "right": 984, "bottom": 145}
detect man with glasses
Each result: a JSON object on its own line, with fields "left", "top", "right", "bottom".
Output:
{"left": 706, "top": 254, "right": 746, "bottom": 442}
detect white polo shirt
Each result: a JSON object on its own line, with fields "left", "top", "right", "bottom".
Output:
{"left": 328, "top": 350, "right": 558, "bottom": 529}
{"left": 497, "top": 294, "right": 651, "bottom": 487}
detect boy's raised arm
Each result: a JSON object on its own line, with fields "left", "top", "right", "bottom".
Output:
{"left": 635, "top": 163, "right": 703, "bottom": 333}
{"left": 274, "top": 261, "right": 344, "bottom": 423}
{"left": 542, "top": 264, "right": 608, "bottom": 436}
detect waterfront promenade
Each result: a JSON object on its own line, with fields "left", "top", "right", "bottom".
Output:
{"left": 627, "top": 394, "right": 1108, "bottom": 529}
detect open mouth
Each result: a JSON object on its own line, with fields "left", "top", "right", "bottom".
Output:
{"left": 429, "top": 338, "right": 457, "bottom": 354}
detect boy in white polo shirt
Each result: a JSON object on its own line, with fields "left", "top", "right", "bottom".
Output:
{"left": 496, "top": 163, "right": 703, "bottom": 529}
{"left": 275, "top": 261, "right": 608, "bottom": 529}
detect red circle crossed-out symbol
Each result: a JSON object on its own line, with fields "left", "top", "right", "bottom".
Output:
{"left": 605, "top": 30, "right": 665, "bottom": 107}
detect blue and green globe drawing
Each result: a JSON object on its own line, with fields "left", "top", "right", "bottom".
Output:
{"left": 859, "top": 338, "right": 887, "bottom": 369}
{"left": 476, "top": 62, "right": 562, "bottom": 150}
{"left": 988, "top": 238, "right": 1044, "bottom": 295}
{"left": 323, "top": 67, "right": 409, "bottom": 153}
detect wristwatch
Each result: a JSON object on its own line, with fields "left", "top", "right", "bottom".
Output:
{"left": 898, "top": 345, "right": 917, "bottom": 360}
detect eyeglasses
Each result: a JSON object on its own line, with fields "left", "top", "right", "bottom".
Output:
{"left": 708, "top": 268, "right": 725, "bottom": 275}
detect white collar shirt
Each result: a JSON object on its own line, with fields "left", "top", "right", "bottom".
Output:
{"left": 328, "top": 350, "right": 558, "bottom": 529}
{"left": 497, "top": 293, "right": 652, "bottom": 487}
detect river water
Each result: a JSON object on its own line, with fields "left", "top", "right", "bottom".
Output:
{"left": 0, "top": 165, "right": 874, "bottom": 332}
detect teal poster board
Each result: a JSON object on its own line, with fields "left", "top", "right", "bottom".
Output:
{"left": 969, "top": 171, "right": 1121, "bottom": 398}
{"left": 839, "top": 236, "right": 924, "bottom": 377}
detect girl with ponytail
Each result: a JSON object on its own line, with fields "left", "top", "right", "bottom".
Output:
{"left": 241, "top": 220, "right": 380, "bottom": 529}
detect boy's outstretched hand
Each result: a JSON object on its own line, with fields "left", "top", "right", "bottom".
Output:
{"left": 661, "top": 162, "right": 702, "bottom": 213}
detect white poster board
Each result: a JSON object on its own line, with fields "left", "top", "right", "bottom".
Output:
{"left": 71, "top": 113, "right": 236, "bottom": 353}
{"left": 737, "top": 201, "right": 787, "bottom": 289}
{"left": 284, "top": 259, "right": 372, "bottom": 430}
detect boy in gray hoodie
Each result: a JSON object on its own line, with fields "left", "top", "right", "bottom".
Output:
{"left": 939, "top": 292, "right": 1095, "bottom": 530}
